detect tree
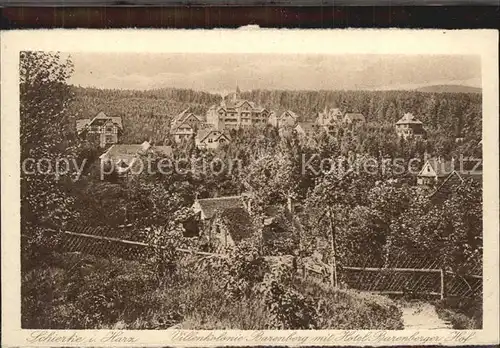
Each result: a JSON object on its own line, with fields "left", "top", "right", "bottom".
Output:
{"left": 20, "top": 52, "right": 78, "bottom": 268}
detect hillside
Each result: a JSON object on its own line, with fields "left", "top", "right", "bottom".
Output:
{"left": 416, "top": 85, "right": 481, "bottom": 94}
{"left": 68, "top": 86, "right": 221, "bottom": 144}
{"left": 69, "top": 86, "right": 483, "bottom": 143}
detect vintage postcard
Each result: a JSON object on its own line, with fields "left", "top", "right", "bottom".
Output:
{"left": 1, "top": 29, "right": 499, "bottom": 346}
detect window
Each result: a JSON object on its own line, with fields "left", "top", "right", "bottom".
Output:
{"left": 208, "top": 138, "right": 213, "bottom": 143}
{"left": 105, "top": 135, "right": 114, "bottom": 143}
{"left": 219, "top": 138, "right": 225, "bottom": 143}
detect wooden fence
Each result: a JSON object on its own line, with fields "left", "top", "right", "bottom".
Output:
{"left": 33, "top": 227, "right": 481, "bottom": 300}
{"left": 304, "top": 263, "right": 482, "bottom": 299}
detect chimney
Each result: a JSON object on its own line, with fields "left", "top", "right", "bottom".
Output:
{"left": 242, "top": 193, "right": 252, "bottom": 215}
{"left": 287, "top": 195, "right": 294, "bottom": 213}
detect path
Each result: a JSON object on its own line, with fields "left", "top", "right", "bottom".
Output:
{"left": 401, "top": 302, "right": 452, "bottom": 330}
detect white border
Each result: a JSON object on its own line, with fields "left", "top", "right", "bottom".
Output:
{"left": 1, "top": 29, "right": 499, "bottom": 347}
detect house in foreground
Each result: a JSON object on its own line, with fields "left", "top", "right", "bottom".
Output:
{"left": 99, "top": 141, "right": 172, "bottom": 177}
{"left": 429, "top": 161, "right": 482, "bottom": 202}
{"left": 77, "top": 111, "right": 123, "bottom": 148}
{"left": 191, "top": 195, "right": 254, "bottom": 252}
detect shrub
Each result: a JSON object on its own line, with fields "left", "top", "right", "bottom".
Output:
{"left": 434, "top": 297, "right": 482, "bottom": 329}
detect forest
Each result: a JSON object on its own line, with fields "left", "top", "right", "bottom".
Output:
{"left": 67, "top": 84, "right": 482, "bottom": 151}
{"left": 21, "top": 52, "right": 483, "bottom": 330}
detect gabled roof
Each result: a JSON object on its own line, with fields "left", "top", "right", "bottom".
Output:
{"left": 171, "top": 109, "right": 203, "bottom": 131}
{"left": 152, "top": 145, "right": 173, "bottom": 157}
{"left": 99, "top": 141, "right": 151, "bottom": 160}
{"left": 76, "top": 119, "right": 90, "bottom": 133}
{"left": 171, "top": 108, "right": 190, "bottom": 126}
{"left": 295, "top": 121, "right": 316, "bottom": 133}
{"left": 344, "top": 112, "right": 366, "bottom": 123}
{"left": 420, "top": 158, "right": 454, "bottom": 177}
{"left": 396, "top": 112, "right": 423, "bottom": 125}
{"left": 78, "top": 112, "right": 123, "bottom": 133}
{"left": 195, "top": 129, "right": 229, "bottom": 143}
{"left": 281, "top": 110, "right": 299, "bottom": 119}
{"left": 430, "top": 169, "right": 482, "bottom": 199}
{"left": 196, "top": 195, "right": 246, "bottom": 220}
{"left": 217, "top": 207, "right": 254, "bottom": 243}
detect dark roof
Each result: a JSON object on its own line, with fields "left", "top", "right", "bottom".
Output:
{"left": 196, "top": 195, "right": 246, "bottom": 219}
{"left": 219, "top": 207, "right": 254, "bottom": 243}
{"left": 430, "top": 169, "right": 482, "bottom": 200}
{"left": 88, "top": 111, "right": 123, "bottom": 129}
{"left": 396, "top": 112, "right": 423, "bottom": 125}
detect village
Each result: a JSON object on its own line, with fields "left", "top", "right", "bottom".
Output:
{"left": 20, "top": 51, "right": 484, "bottom": 331}
{"left": 76, "top": 87, "right": 481, "bottom": 250}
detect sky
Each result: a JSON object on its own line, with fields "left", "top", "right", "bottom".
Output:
{"left": 67, "top": 53, "right": 481, "bottom": 93}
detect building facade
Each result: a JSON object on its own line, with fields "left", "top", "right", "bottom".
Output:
{"left": 316, "top": 107, "right": 343, "bottom": 132}
{"left": 269, "top": 110, "right": 299, "bottom": 128}
{"left": 396, "top": 113, "right": 425, "bottom": 139}
{"left": 170, "top": 108, "right": 209, "bottom": 143}
{"left": 206, "top": 88, "right": 270, "bottom": 130}
{"left": 77, "top": 112, "right": 123, "bottom": 148}
{"left": 195, "top": 129, "right": 230, "bottom": 150}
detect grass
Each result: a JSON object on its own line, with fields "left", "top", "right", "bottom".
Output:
{"left": 433, "top": 297, "right": 482, "bottom": 329}
{"left": 22, "top": 252, "right": 403, "bottom": 330}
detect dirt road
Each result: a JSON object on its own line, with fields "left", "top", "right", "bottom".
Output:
{"left": 401, "top": 302, "right": 451, "bottom": 330}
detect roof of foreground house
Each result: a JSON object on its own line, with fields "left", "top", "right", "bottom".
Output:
{"left": 195, "top": 195, "right": 246, "bottom": 220}
{"left": 217, "top": 207, "right": 254, "bottom": 243}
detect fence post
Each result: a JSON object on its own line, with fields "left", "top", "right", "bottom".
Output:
{"left": 440, "top": 268, "right": 445, "bottom": 300}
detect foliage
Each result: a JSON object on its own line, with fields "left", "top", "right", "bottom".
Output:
{"left": 434, "top": 297, "right": 482, "bottom": 329}
{"left": 20, "top": 51, "right": 79, "bottom": 269}
{"left": 22, "top": 252, "right": 403, "bottom": 330}
{"left": 21, "top": 63, "right": 482, "bottom": 330}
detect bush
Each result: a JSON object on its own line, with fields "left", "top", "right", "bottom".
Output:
{"left": 434, "top": 297, "right": 482, "bottom": 329}
{"left": 22, "top": 251, "right": 403, "bottom": 330}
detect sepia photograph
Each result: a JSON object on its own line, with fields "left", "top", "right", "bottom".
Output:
{"left": 1, "top": 29, "right": 498, "bottom": 346}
